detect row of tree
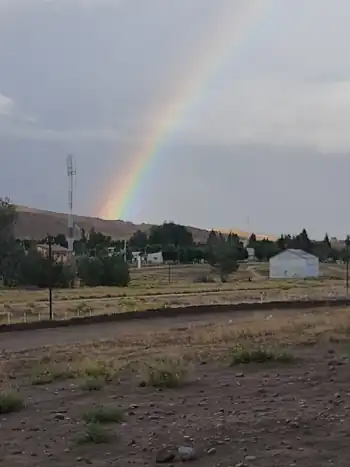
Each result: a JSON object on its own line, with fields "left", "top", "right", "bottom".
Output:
{"left": 0, "top": 199, "right": 130, "bottom": 288}
{"left": 1, "top": 196, "right": 349, "bottom": 287}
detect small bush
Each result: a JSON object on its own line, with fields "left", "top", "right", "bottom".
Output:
{"left": 81, "top": 361, "right": 117, "bottom": 381}
{"left": 144, "top": 357, "right": 189, "bottom": 388}
{"left": 0, "top": 391, "right": 25, "bottom": 414}
{"left": 31, "top": 364, "right": 75, "bottom": 385}
{"left": 230, "top": 344, "right": 295, "bottom": 365}
{"left": 79, "top": 377, "right": 104, "bottom": 391}
{"left": 83, "top": 406, "right": 124, "bottom": 424}
{"left": 77, "top": 422, "right": 110, "bottom": 444}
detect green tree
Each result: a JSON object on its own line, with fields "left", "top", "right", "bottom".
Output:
{"left": 129, "top": 230, "right": 148, "bottom": 250}
{"left": 77, "top": 256, "right": 104, "bottom": 286}
{"left": 19, "top": 250, "right": 74, "bottom": 288}
{"left": 207, "top": 229, "right": 219, "bottom": 246}
{"left": 324, "top": 233, "right": 331, "bottom": 249}
{"left": 54, "top": 233, "right": 68, "bottom": 248}
{"left": 87, "top": 228, "right": 112, "bottom": 255}
{"left": 247, "top": 233, "right": 257, "bottom": 247}
{"left": 148, "top": 222, "right": 193, "bottom": 247}
{"left": 254, "top": 239, "right": 280, "bottom": 260}
{"left": 100, "top": 256, "right": 130, "bottom": 286}
{"left": 0, "top": 198, "right": 18, "bottom": 284}
{"left": 208, "top": 243, "right": 239, "bottom": 282}
{"left": 77, "top": 255, "right": 130, "bottom": 287}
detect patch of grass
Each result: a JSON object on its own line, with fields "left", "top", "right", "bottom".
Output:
{"left": 143, "top": 357, "right": 189, "bottom": 388}
{"left": 0, "top": 391, "right": 25, "bottom": 414}
{"left": 81, "top": 361, "right": 117, "bottom": 381}
{"left": 31, "top": 364, "right": 76, "bottom": 385}
{"left": 230, "top": 344, "right": 295, "bottom": 365}
{"left": 83, "top": 406, "right": 124, "bottom": 424}
{"left": 77, "top": 422, "right": 110, "bottom": 444}
{"left": 79, "top": 377, "right": 105, "bottom": 391}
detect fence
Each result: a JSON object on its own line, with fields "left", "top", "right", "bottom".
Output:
{"left": 0, "top": 262, "right": 349, "bottom": 326}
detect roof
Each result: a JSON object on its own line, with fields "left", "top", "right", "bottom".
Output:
{"left": 273, "top": 249, "right": 317, "bottom": 260}
{"left": 37, "top": 244, "right": 69, "bottom": 254}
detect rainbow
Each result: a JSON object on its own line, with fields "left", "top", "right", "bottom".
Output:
{"left": 100, "top": 1, "right": 274, "bottom": 221}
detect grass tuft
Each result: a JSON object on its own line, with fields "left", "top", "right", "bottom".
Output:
{"left": 144, "top": 357, "right": 189, "bottom": 388}
{"left": 31, "top": 364, "right": 75, "bottom": 385}
{"left": 230, "top": 343, "right": 295, "bottom": 366}
{"left": 0, "top": 391, "right": 25, "bottom": 414}
{"left": 81, "top": 361, "right": 117, "bottom": 381}
{"left": 83, "top": 406, "right": 124, "bottom": 424}
{"left": 77, "top": 422, "right": 110, "bottom": 444}
{"left": 79, "top": 377, "right": 105, "bottom": 391}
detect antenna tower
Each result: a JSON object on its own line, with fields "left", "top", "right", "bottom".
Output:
{"left": 66, "top": 155, "right": 76, "bottom": 256}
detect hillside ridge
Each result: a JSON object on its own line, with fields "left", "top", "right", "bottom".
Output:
{"left": 14, "top": 205, "right": 275, "bottom": 242}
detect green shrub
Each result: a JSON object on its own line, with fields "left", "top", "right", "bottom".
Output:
{"left": 83, "top": 406, "right": 124, "bottom": 424}
{"left": 77, "top": 422, "right": 110, "bottom": 444}
{"left": 144, "top": 357, "right": 189, "bottom": 388}
{"left": 79, "top": 377, "right": 104, "bottom": 391}
{"left": 0, "top": 391, "right": 25, "bottom": 414}
{"left": 231, "top": 344, "right": 295, "bottom": 365}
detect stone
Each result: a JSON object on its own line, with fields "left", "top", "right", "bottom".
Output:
{"left": 178, "top": 446, "right": 197, "bottom": 461}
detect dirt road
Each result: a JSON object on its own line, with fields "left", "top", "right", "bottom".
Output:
{"left": 0, "top": 307, "right": 281, "bottom": 352}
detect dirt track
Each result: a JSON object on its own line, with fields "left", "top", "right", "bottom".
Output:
{"left": 0, "top": 308, "right": 267, "bottom": 351}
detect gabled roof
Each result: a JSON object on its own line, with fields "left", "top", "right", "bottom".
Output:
{"left": 275, "top": 249, "right": 316, "bottom": 260}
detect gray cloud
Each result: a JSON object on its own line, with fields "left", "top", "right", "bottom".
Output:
{"left": 0, "top": 0, "right": 350, "bottom": 238}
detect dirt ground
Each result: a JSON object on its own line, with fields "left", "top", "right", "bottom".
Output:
{"left": 2, "top": 306, "right": 350, "bottom": 466}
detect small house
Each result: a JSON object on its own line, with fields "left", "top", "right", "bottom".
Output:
{"left": 269, "top": 249, "right": 319, "bottom": 279}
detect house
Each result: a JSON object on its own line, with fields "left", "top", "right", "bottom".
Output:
{"left": 269, "top": 249, "right": 319, "bottom": 279}
{"left": 146, "top": 252, "right": 164, "bottom": 265}
{"left": 246, "top": 247, "right": 256, "bottom": 261}
{"left": 36, "top": 244, "right": 71, "bottom": 263}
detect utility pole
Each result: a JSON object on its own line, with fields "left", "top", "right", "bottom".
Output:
{"left": 66, "top": 155, "right": 76, "bottom": 263}
{"left": 47, "top": 234, "right": 53, "bottom": 320}
{"left": 346, "top": 236, "right": 350, "bottom": 295}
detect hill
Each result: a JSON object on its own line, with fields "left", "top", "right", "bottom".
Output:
{"left": 14, "top": 206, "right": 274, "bottom": 243}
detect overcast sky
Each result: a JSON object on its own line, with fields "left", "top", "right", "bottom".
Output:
{"left": 1, "top": 0, "right": 350, "bottom": 238}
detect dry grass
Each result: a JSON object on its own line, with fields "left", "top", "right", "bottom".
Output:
{"left": 3, "top": 305, "right": 350, "bottom": 386}
{"left": 142, "top": 356, "right": 191, "bottom": 388}
{"left": 0, "top": 263, "right": 347, "bottom": 324}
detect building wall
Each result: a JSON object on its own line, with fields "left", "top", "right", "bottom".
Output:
{"left": 147, "top": 252, "right": 163, "bottom": 264}
{"left": 269, "top": 251, "right": 319, "bottom": 279}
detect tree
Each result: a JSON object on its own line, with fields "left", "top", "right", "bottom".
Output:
{"left": 77, "top": 255, "right": 130, "bottom": 287}
{"left": 298, "top": 228, "right": 313, "bottom": 253}
{"left": 247, "top": 233, "right": 257, "bottom": 247}
{"left": 254, "top": 239, "right": 280, "bottom": 260}
{"left": 18, "top": 249, "right": 74, "bottom": 288}
{"left": 0, "top": 198, "right": 18, "bottom": 283}
{"left": 77, "top": 256, "right": 104, "bottom": 286}
{"left": 129, "top": 230, "right": 148, "bottom": 250}
{"left": 100, "top": 256, "right": 130, "bottom": 287}
{"left": 324, "top": 233, "right": 331, "bottom": 249}
{"left": 148, "top": 222, "right": 193, "bottom": 247}
{"left": 208, "top": 243, "right": 239, "bottom": 282}
{"left": 54, "top": 233, "right": 68, "bottom": 248}
{"left": 87, "top": 228, "right": 112, "bottom": 255}
{"left": 207, "top": 229, "right": 219, "bottom": 246}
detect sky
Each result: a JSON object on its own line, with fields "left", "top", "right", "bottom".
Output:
{"left": 1, "top": 0, "right": 350, "bottom": 238}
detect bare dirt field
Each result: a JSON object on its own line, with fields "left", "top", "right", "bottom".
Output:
{"left": 0, "top": 262, "right": 348, "bottom": 324}
{"left": 2, "top": 304, "right": 350, "bottom": 466}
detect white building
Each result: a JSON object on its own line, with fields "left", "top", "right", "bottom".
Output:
{"left": 246, "top": 247, "right": 256, "bottom": 261}
{"left": 269, "top": 249, "right": 319, "bottom": 279}
{"left": 146, "top": 251, "right": 164, "bottom": 265}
